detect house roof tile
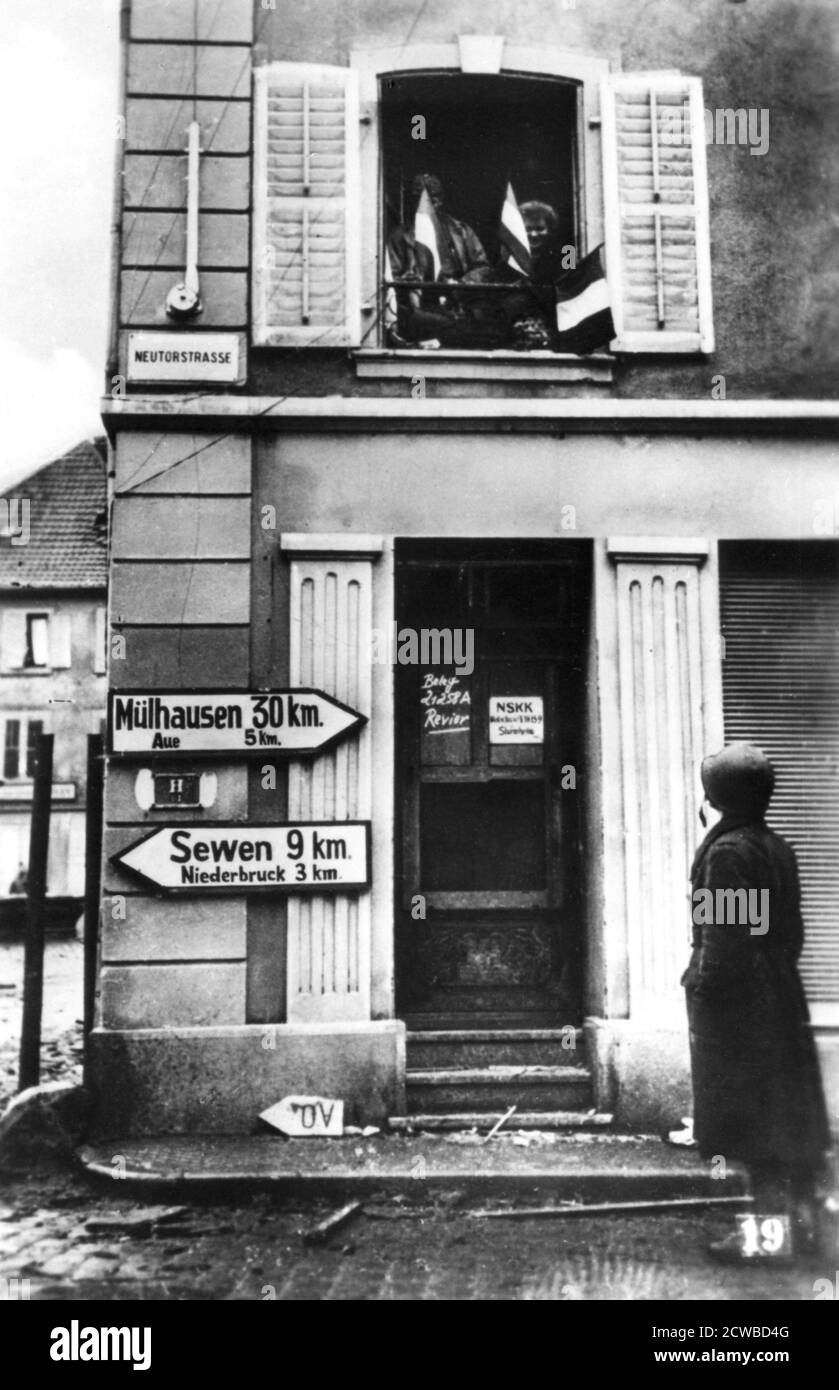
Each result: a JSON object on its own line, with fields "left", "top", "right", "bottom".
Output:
{"left": 0, "top": 439, "right": 107, "bottom": 590}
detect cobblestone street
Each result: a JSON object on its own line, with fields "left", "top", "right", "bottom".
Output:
{"left": 0, "top": 1167, "right": 832, "bottom": 1302}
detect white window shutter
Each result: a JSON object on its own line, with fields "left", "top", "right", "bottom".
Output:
{"left": 0, "top": 610, "right": 27, "bottom": 670}
{"left": 253, "top": 62, "right": 361, "bottom": 347}
{"left": 50, "top": 612, "right": 72, "bottom": 669}
{"left": 601, "top": 73, "right": 714, "bottom": 353}
{"left": 93, "top": 606, "right": 107, "bottom": 675}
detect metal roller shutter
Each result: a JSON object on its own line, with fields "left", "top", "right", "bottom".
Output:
{"left": 720, "top": 541, "right": 839, "bottom": 1004}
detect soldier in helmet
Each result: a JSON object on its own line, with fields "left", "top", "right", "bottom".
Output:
{"left": 683, "top": 742, "right": 832, "bottom": 1261}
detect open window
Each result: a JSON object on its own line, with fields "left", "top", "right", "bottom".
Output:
{"left": 25, "top": 614, "right": 49, "bottom": 669}
{"left": 0, "top": 609, "right": 72, "bottom": 673}
{"left": 383, "top": 72, "right": 579, "bottom": 261}
{"left": 380, "top": 72, "right": 583, "bottom": 352}
{"left": 252, "top": 50, "right": 714, "bottom": 359}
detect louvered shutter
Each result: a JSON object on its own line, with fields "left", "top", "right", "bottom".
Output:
{"left": 601, "top": 73, "right": 714, "bottom": 353}
{"left": 0, "top": 610, "right": 27, "bottom": 670}
{"left": 720, "top": 543, "right": 839, "bottom": 1007}
{"left": 253, "top": 62, "right": 361, "bottom": 347}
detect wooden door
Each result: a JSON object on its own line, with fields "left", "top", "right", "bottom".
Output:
{"left": 395, "top": 543, "right": 588, "bottom": 1027}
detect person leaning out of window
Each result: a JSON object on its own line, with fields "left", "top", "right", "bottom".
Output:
{"left": 387, "top": 173, "right": 491, "bottom": 347}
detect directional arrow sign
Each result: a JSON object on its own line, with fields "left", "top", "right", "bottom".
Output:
{"left": 108, "top": 689, "right": 366, "bottom": 758}
{"left": 111, "top": 822, "right": 371, "bottom": 895}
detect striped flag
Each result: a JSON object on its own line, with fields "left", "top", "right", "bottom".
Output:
{"left": 383, "top": 247, "right": 398, "bottom": 333}
{"left": 498, "top": 182, "right": 531, "bottom": 277}
{"left": 554, "top": 245, "right": 615, "bottom": 354}
{"left": 413, "top": 187, "right": 442, "bottom": 280}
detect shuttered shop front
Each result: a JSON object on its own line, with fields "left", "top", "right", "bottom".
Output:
{"left": 720, "top": 542, "right": 839, "bottom": 1009}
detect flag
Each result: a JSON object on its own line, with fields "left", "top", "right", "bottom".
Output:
{"left": 554, "top": 245, "right": 615, "bottom": 354}
{"left": 498, "top": 182, "right": 531, "bottom": 277}
{"left": 383, "top": 247, "right": 398, "bottom": 333}
{"left": 413, "top": 187, "right": 442, "bottom": 280}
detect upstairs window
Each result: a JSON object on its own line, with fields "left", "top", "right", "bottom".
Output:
{"left": 252, "top": 56, "right": 714, "bottom": 357}
{"left": 0, "top": 609, "right": 72, "bottom": 672}
{"left": 381, "top": 73, "right": 584, "bottom": 352}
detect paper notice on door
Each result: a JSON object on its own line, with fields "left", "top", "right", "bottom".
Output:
{"left": 489, "top": 696, "right": 544, "bottom": 745}
{"left": 420, "top": 672, "right": 472, "bottom": 734}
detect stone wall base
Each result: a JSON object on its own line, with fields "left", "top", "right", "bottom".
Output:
{"left": 586, "top": 1016, "right": 839, "bottom": 1141}
{"left": 813, "top": 1030, "right": 839, "bottom": 1142}
{"left": 585, "top": 1017, "right": 693, "bottom": 1134}
{"left": 87, "top": 1022, "right": 406, "bottom": 1137}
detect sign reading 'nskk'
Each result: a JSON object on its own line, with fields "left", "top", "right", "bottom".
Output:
{"left": 108, "top": 689, "right": 366, "bottom": 758}
{"left": 111, "top": 822, "right": 371, "bottom": 895}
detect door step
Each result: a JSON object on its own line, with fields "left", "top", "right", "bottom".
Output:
{"left": 390, "top": 1111, "right": 614, "bottom": 1133}
{"left": 406, "top": 1064, "right": 592, "bottom": 1113}
{"left": 406, "top": 1013, "right": 576, "bottom": 1032}
{"left": 407, "top": 1028, "right": 583, "bottom": 1069}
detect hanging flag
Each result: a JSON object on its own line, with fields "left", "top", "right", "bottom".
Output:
{"left": 498, "top": 182, "right": 532, "bottom": 277}
{"left": 413, "top": 187, "right": 443, "bottom": 280}
{"left": 383, "top": 246, "right": 398, "bottom": 333}
{"left": 554, "top": 245, "right": 615, "bottom": 354}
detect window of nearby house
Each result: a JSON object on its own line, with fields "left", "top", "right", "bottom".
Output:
{"left": 25, "top": 614, "right": 49, "bottom": 668}
{"left": 2, "top": 721, "right": 19, "bottom": 780}
{"left": 2, "top": 717, "right": 43, "bottom": 781}
{"left": 252, "top": 54, "right": 714, "bottom": 359}
{"left": 0, "top": 608, "right": 72, "bottom": 672}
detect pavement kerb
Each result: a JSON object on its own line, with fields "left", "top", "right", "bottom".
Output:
{"left": 74, "top": 1132, "right": 751, "bottom": 1204}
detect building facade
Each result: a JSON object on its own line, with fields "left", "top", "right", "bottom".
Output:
{"left": 94, "top": 0, "right": 839, "bottom": 1138}
{"left": 0, "top": 440, "right": 108, "bottom": 903}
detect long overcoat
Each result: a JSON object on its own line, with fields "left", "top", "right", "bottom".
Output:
{"left": 682, "top": 815, "right": 830, "bottom": 1167}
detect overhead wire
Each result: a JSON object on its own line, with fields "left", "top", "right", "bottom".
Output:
{"left": 116, "top": 0, "right": 434, "bottom": 493}
{"left": 121, "top": 0, "right": 228, "bottom": 255}
{"left": 124, "top": 0, "right": 262, "bottom": 321}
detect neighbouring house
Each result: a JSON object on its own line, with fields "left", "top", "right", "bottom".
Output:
{"left": 0, "top": 439, "right": 108, "bottom": 912}
{"left": 93, "top": 0, "right": 839, "bottom": 1141}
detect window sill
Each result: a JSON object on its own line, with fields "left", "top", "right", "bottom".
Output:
{"left": 353, "top": 349, "right": 613, "bottom": 384}
{"left": 0, "top": 667, "right": 53, "bottom": 677}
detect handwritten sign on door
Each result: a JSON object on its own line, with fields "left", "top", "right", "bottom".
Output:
{"left": 420, "top": 672, "right": 471, "bottom": 734}
{"left": 419, "top": 671, "right": 472, "bottom": 766}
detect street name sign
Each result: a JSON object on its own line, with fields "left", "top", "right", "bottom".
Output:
{"left": 126, "top": 332, "right": 246, "bottom": 384}
{"left": 108, "top": 689, "right": 366, "bottom": 758}
{"left": 111, "top": 822, "right": 371, "bottom": 894}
